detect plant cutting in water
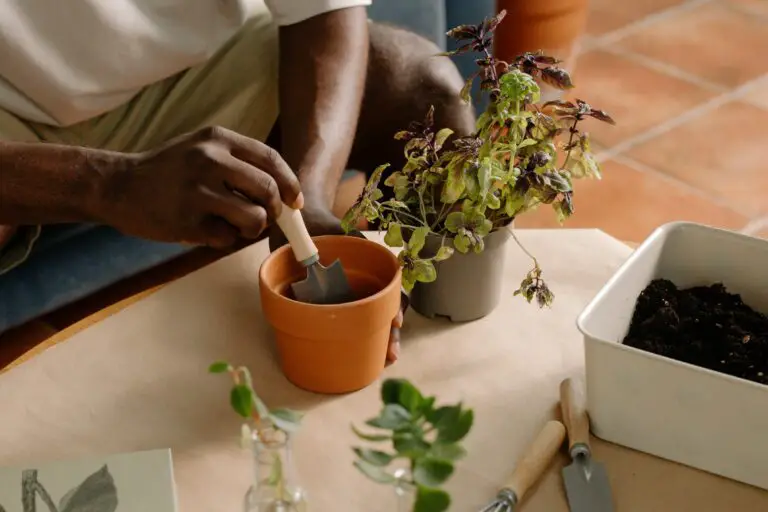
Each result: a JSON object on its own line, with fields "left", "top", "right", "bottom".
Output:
{"left": 341, "top": 10, "right": 615, "bottom": 306}
{"left": 209, "top": 361, "right": 304, "bottom": 507}
{"left": 352, "top": 378, "right": 474, "bottom": 512}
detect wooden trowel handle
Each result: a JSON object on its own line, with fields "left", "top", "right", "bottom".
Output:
{"left": 560, "top": 377, "right": 591, "bottom": 452}
{"left": 505, "top": 420, "right": 566, "bottom": 502}
{"left": 275, "top": 203, "right": 318, "bottom": 265}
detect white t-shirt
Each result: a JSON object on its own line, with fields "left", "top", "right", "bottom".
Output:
{"left": 0, "top": 0, "right": 371, "bottom": 127}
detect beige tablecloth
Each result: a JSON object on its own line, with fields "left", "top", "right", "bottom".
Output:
{"left": 1, "top": 230, "right": 767, "bottom": 511}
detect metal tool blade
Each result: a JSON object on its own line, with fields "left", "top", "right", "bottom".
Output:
{"left": 562, "top": 452, "right": 614, "bottom": 512}
{"left": 290, "top": 259, "right": 355, "bottom": 305}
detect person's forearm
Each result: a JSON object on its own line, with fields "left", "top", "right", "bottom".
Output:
{"left": 0, "top": 141, "right": 117, "bottom": 225}
{"left": 277, "top": 7, "right": 369, "bottom": 209}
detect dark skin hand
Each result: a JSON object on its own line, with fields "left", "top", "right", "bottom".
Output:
{"left": 267, "top": 7, "right": 405, "bottom": 363}
{"left": 0, "top": 126, "right": 303, "bottom": 248}
{"left": 0, "top": 8, "right": 406, "bottom": 361}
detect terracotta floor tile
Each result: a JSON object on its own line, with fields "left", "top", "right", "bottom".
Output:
{"left": 586, "top": 0, "right": 686, "bottom": 35}
{"left": 514, "top": 159, "right": 748, "bottom": 243}
{"left": 726, "top": 0, "right": 768, "bottom": 17}
{"left": 615, "top": 3, "right": 768, "bottom": 87}
{"left": 567, "top": 50, "right": 714, "bottom": 148}
{"left": 740, "top": 81, "right": 768, "bottom": 110}
{"left": 626, "top": 100, "right": 768, "bottom": 216}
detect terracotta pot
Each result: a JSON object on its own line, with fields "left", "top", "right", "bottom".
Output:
{"left": 410, "top": 228, "right": 512, "bottom": 322}
{"left": 494, "top": 0, "right": 589, "bottom": 101}
{"left": 259, "top": 235, "right": 402, "bottom": 394}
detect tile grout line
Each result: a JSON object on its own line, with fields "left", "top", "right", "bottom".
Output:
{"left": 595, "top": 73, "right": 768, "bottom": 161}
{"left": 597, "top": 45, "right": 728, "bottom": 93}
{"left": 607, "top": 153, "right": 756, "bottom": 218}
{"left": 581, "top": 0, "right": 715, "bottom": 50}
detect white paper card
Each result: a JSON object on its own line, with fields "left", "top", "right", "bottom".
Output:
{"left": 0, "top": 449, "right": 177, "bottom": 512}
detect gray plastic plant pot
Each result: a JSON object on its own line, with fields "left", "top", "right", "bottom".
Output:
{"left": 410, "top": 228, "right": 511, "bottom": 322}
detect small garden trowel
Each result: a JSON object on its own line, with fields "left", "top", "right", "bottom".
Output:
{"left": 274, "top": 203, "right": 354, "bottom": 305}
{"left": 480, "top": 420, "right": 566, "bottom": 511}
{"left": 559, "top": 378, "right": 615, "bottom": 512}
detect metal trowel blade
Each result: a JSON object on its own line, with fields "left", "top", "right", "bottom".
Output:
{"left": 562, "top": 456, "right": 614, "bottom": 512}
{"left": 290, "top": 259, "right": 355, "bottom": 305}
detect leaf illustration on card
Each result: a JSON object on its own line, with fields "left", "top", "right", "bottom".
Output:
{"left": 58, "top": 465, "right": 118, "bottom": 512}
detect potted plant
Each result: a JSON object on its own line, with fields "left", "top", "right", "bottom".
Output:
{"left": 352, "top": 378, "right": 474, "bottom": 512}
{"left": 259, "top": 234, "right": 402, "bottom": 394}
{"left": 341, "top": 10, "right": 615, "bottom": 322}
{"left": 209, "top": 361, "right": 308, "bottom": 511}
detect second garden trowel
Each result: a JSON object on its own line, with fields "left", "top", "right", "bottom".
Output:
{"left": 559, "top": 378, "right": 615, "bottom": 512}
{"left": 275, "top": 203, "right": 354, "bottom": 305}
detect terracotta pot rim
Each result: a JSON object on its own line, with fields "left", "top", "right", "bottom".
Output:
{"left": 259, "top": 234, "right": 401, "bottom": 309}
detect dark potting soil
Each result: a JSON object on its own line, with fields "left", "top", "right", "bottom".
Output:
{"left": 623, "top": 279, "right": 768, "bottom": 386}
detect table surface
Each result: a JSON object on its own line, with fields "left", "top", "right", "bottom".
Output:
{"left": 1, "top": 230, "right": 767, "bottom": 512}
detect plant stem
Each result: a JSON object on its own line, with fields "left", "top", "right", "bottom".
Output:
{"left": 379, "top": 206, "right": 427, "bottom": 227}
{"left": 482, "top": 47, "right": 498, "bottom": 86}
{"left": 561, "top": 118, "right": 579, "bottom": 171}
{"left": 507, "top": 224, "right": 539, "bottom": 267}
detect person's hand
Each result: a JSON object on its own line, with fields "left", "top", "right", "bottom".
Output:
{"left": 268, "top": 207, "right": 409, "bottom": 364}
{"left": 98, "top": 126, "right": 303, "bottom": 248}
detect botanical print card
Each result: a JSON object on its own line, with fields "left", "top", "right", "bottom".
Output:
{"left": 0, "top": 449, "right": 177, "bottom": 512}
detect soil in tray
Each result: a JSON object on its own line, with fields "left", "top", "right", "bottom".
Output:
{"left": 623, "top": 279, "right": 768, "bottom": 386}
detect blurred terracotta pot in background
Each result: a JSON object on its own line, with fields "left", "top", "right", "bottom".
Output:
{"left": 494, "top": 0, "right": 589, "bottom": 100}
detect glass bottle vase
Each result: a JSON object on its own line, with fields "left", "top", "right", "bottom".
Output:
{"left": 393, "top": 468, "right": 416, "bottom": 512}
{"left": 243, "top": 427, "right": 308, "bottom": 512}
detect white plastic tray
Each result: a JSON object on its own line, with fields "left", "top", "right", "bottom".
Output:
{"left": 578, "top": 222, "right": 768, "bottom": 490}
